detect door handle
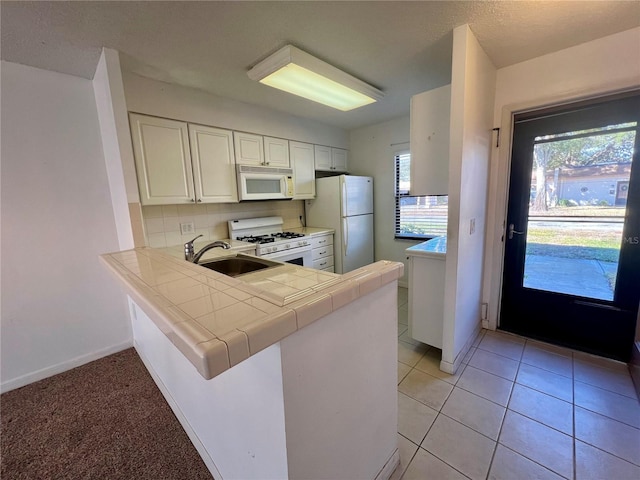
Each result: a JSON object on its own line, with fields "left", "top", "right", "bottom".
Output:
{"left": 343, "top": 218, "right": 348, "bottom": 254}
{"left": 508, "top": 223, "right": 524, "bottom": 240}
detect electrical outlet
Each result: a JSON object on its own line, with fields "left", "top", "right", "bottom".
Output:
{"left": 470, "top": 218, "right": 476, "bottom": 235}
{"left": 180, "top": 222, "right": 195, "bottom": 235}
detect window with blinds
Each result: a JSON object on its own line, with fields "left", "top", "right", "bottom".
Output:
{"left": 395, "top": 152, "right": 448, "bottom": 239}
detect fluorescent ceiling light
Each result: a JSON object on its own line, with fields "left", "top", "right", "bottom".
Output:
{"left": 248, "top": 45, "right": 383, "bottom": 111}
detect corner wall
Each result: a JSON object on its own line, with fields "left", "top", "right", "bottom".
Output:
{"left": 348, "top": 116, "right": 415, "bottom": 285}
{"left": 441, "top": 25, "right": 496, "bottom": 369}
{"left": 1, "top": 62, "right": 132, "bottom": 392}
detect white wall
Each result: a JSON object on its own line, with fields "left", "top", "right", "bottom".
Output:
{"left": 0, "top": 61, "right": 132, "bottom": 392}
{"left": 123, "top": 72, "right": 349, "bottom": 149}
{"left": 348, "top": 116, "right": 415, "bottom": 285}
{"left": 483, "top": 27, "right": 640, "bottom": 329}
{"left": 441, "top": 25, "right": 496, "bottom": 369}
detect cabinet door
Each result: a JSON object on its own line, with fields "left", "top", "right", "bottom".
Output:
{"left": 290, "top": 141, "right": 315, "bottom": 199}
{"left": 234, "top": 132, "right": 264, "bottom": 165}
{"left": 130, "top": 113, "right": 195, "bottom": 205}
{"left": 409, "top": 84, "right": 450, "bottom": 196}
{"left": 189, "top": 124, "right": 238, "bottom": 203}
{"left": 313, "top": 145, "right": 332, "bottom": 171}
{"left": 264, "top": 137, "right": 290, "bottom": 167}
{"left": 331, "top": 148, "right": 348, "bottom": 172}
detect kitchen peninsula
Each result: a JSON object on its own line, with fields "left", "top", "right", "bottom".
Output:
{"left": 101, "top": 246, "right": 403, "bottom": 480}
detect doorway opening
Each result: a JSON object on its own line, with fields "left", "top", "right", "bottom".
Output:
{"left": 500, "top": 92, "right": 640, "bottom": 361}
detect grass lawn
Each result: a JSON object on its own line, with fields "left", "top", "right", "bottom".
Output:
{"left": 526, "top": 226, "right": 621, "bottom": 262}
{"left": 530, "top": 205, "right": 626, "bottom": 217}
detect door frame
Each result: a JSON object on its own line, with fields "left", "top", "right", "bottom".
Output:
{"left": 499, "top": 93, "right": 639, "bottom": 359}
{"left": 483, "top": 86, "right": 640, "bottom": 333}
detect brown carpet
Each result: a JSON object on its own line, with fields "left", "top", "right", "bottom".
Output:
{"left": 1, "top": 348, "right": 213, "bottom": 480}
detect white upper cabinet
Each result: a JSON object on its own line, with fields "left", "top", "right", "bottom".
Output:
{"left": 409, "top": 84, "right": 451, "bottom": 196}
{"left": 290, "top": 141, "right": 315, "bottom": 199}
{"left": 130, "top": 113, "right": 195, "bottom": 205}
{"left": 314, "top": 145, "right": 332, "bottom": 170}
{"left": 314, "top": 145, "right": 348, "bottom": 172}
{"left": 188, "top": 124, "right": 238, "bottom": 203}
{"left": 130, "top": 113, "right": 238, "bottom": 205}
{"left": 234, "top": 132, "right": 265, "bottom": 166}
{"left": 264, "top": 137, "right": 290, "bottom": 167}
{"left": 331, "top": 148, "right": 348, "bottom": 172}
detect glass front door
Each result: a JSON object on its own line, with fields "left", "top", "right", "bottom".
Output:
{"left": 500, "top": 92, "right": 640, "bottom": 361}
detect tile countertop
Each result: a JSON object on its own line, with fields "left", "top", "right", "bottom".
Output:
{"left": 405, "top": 236, "right": 447, "bottom": 259}
{"left": 100, "top": 247, "right": 402, "bottom": 381}
{"left": 289, "top": 226, "right": 335, "bottom": 236}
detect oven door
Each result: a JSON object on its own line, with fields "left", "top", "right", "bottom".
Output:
{"left": 260, "top": 245, "right": 312, "bottom": 267}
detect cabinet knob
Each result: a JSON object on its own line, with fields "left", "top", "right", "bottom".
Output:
{"left": 197, "top": 199, "right": 202, "bottom": 203}
{"left": 190, "top": 198, "right": 195, "bottom": 202}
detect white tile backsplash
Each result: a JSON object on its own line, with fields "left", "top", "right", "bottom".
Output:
{"left": 142, "top": 201, "right": 305, "bottom": 248}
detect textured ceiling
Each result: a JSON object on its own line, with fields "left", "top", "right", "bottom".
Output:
{"left": 2, "top": 1, "right": 639, "bottom": 129}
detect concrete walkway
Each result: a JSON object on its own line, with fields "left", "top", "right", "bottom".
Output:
{"left": 524, "top": 255, "right": 615, "bottom": 301}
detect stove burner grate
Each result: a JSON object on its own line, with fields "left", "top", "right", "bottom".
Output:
{"left": 271, "top": 232, "right": 305, "bottom": 240}
{"left": 236, "top": 235, "right": 275, "bottom": 244}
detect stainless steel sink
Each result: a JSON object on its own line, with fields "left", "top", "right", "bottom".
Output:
{"left": 198, "top": 254, "right": 282, "bottom": 277}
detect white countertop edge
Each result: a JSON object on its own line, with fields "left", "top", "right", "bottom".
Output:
{"left": 405, "top": 236, "right": 447, "bottom": 259}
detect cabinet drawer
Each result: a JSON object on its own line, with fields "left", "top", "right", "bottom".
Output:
{"left": 321, "top": 266, "right": 335, "bottom": 273}
{"left": 312, "top": 244, "right": 333, "bottom": 261}
{"left": 313, "top": 256, "right": 334, "bottom": 270}
{"left": 311, "top": 234, "right": 333, "bottom": 248}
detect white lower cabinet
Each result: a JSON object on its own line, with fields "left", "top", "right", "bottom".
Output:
{"left": 311, "top": 234, "right": 334, "bottom": 272}
{"left": 407, "top": 252, "right": 445, "bottom": 349}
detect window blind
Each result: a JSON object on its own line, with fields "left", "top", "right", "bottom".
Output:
{"left": 394, "top": 153, "right": 448, "bottom": 239}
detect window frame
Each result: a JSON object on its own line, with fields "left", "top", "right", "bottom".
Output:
{"left": 394, "top": 152, "right": 448, "bottom": 241}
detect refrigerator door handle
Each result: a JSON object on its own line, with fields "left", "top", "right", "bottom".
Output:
{"left": 343, "top": 218, "right": 348, "bottom": 255}
{"left": 341, "top": 178, "right": 347, "bottom": 218}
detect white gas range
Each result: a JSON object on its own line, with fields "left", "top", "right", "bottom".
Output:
{"left": 227, "top": 217, "right": 313, "bottom": 267}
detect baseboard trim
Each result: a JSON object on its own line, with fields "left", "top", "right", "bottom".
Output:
{"left": 375, "top": 448, "right": 400, "bottom": 480}
{"left": 0, "top": 340, "right": 133, "bottom": 394}
{"left": 440, "top": 322, "right": 482, "bottom": 375}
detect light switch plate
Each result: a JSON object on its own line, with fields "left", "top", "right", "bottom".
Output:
{"left": 180, "top": 222, "right": 195, "bottom": 235}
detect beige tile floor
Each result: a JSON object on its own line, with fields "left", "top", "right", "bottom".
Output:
{"left": 394, "top": 287, "right": 640, "bottom": 480}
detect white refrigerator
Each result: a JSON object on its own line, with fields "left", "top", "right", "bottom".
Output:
{"left": 305, "top": 175, "right": 374, "bottom": 273}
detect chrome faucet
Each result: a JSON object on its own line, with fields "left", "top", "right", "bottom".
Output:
{"left": 184, "top": 235, "right": 231, "bottom": 263}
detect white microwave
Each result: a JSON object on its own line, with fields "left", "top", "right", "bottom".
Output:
{"left": 237, "top": 165, "right": 295, "bottom": 201}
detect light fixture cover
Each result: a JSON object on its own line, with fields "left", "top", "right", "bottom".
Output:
{"left": 248, "top": 45, "right": 383, "bottom": 111}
